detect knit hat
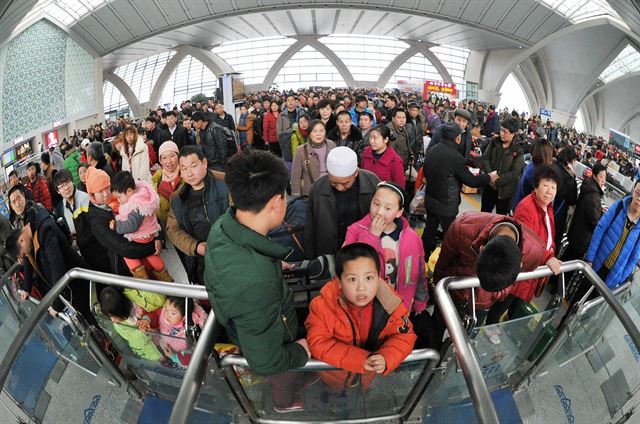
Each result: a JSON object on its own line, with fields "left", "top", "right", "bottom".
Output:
{"left": 158, "top": 141, "right": 179, "bottom": 159}
{"left": 327, "top": 146, "right": 358, "bottom": 177}
{"left": 81, "top": 138, "right": 91, "bottom": 149}
{"left": 501, "top": 117, "right": 521, "bottom": 134}
{"left": 85, "top": 166, "right": 111, "bottom": 195}
{"left": 440, "top": 122, "right": 463, "bottom": 142}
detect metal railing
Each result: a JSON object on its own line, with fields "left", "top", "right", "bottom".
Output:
{"left": 215, "top": 348, "right": 440, "bottom": 424}
{"left": 0, "top": 267, "right": 209, "bottom": 393}
{"left": 435, "top": 260, "right": 640, "bottom": 424}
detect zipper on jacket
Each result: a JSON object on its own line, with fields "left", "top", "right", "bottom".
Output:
{"left": 202, "top": 190, "right": 211, "bottom": 225}
{"left": 281, "top": 314, "right": 294, "bottom": 340}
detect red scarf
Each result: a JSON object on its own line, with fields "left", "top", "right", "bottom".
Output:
{"left": 300, "top": 127, "right": 309, "bottom": 137}
{"left": 157, "top": 174, "right": 181, "bottom": 200}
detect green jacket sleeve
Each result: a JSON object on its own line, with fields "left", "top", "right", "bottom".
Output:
{"left": 114, "top": 322, "right": 163, "bottom": 361}
{"left": 124, "top": 288, "right": 166, "bottom": 312}
{"left": 232, "top": 287, "right": 308, "bottom": 375}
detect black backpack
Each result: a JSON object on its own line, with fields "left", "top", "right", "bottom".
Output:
{"left": 268, "top": 196, "right": 307, "bottom": 262}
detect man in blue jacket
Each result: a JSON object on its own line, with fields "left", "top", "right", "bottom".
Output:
{"left": 585, "top": 181, "right": 640, "bottom": 289}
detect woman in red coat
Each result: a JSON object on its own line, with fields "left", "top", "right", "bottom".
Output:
{"left": 361, "top": 125, "right": 406, "bottom": 187}
{"left": 483, "top": 164, "right": 561, "bottom": 342}
{"left": 262, "top": 101, "right": 281, "bottom": 157}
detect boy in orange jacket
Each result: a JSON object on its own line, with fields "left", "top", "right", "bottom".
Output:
{"left": 305, "top": 242, "right": 416, "bottom": 389}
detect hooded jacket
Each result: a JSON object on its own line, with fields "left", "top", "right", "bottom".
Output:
{"left": 344, "top": 215, "right": 428, "bottom": 313}
{"left": 116, "top": 181, "right": 161, "bottom": 242}
{"left": 204, "top": 209, "right": 308, "bottom": 375}
{"left": 423, "top": 138, "right": 490, "bottom": 217}
{"left": 585, "top": 196, "right": 640, "bottom": 289}
{"left": 305, "top": 277, "right": 416, "bottom": 389}
{"left": 361, "top": 146, "right": 406, "bottom": 188}
{"left": 566, "top": 176, "right": 604, "bottom": 259}
{"left": 434, "top": 212, "right": 548, "bottom": 309}
{"left": 26, "top": 176, "right": 52, "bottom": 211}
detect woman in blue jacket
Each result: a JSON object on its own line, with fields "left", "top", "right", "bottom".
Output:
{"left": 585, "top": 184, "right": 640, "bottom": 289}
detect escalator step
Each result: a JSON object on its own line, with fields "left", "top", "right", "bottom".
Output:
{"left": 137, "top": 395, "right": 231, "bottom": 424}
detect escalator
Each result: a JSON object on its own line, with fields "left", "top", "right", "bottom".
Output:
{"left": 0, "top": 261, "right": 637, "bottom": 423}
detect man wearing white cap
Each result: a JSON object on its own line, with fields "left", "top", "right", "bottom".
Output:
{"left": 304, "top": 146, "right": 380, "bottom": 258}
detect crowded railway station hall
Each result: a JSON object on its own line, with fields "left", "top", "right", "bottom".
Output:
{"left": 0, "top": 0, "right": 640, "bottom": 423}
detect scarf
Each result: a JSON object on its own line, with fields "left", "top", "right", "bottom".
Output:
{"left": 162, "top": 167, "right": 180, "bottom": 183}
{"left": 158, "top": 174, "right": 181, "bottom": 200}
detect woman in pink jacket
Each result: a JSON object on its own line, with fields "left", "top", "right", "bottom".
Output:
{"left": 343, "top": 181, "right": 427, "bottom": 314}
{"left": 361, "top": 125, "right": 406, "bottom": 187}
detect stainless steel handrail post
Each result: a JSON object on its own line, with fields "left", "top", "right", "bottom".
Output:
{"left": 0, "top": 271, "right": 74, "bottom": 389}
{"left": 218, "top": 349, "right": 440, "bottom": 424}
{"left": 0, "top": 267, "right": 210, "bottom": 390}
{"left": 436, "top": 277, "right": 499, "bottom": 424}
{"left": 435, "top": 260, "right": 640, "bottom": 424}
{"left": 169, "top": 311, "right": 219, "bottom": 424}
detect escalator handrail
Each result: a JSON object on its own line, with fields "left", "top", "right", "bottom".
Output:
{"left": 219, "top": 347, "right": 439, "bottom": 371}
{"left": 169, "top": 311, "right": 219, "bottom": 424}
{"left": 0, "top": 267, "right": 209, "bottom": 390}
{"left": 435, "top": 259, "right": 640, "bottom": 424}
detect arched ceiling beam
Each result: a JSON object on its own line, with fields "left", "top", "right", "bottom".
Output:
{"left": 147, "top": 46, "right": 235, "bottom": 109}
{"left": 377, "top": 41, "right": 453, "bottom": 88}
{"left": 618, "top": 106, "right": 640, "bottom": 132}
{"left": 306, "top": 38, "right": 355, "bottom": 87}
{"left": 568, "top": 38, "right": 629, "bottom": 113}
{"left": 492, "top": 17, "right": 637, "bottom": 98}
{"left": 262, "top": 38, "right": 309, "bottom": 89}
{"left": 146, "top": 49, "right": 188, "bottom": 111}
{"left": 577, "top": 71, "right": 640, "bottom": 110}
{"left": 103, "top": 71, "right": 143, "bottom": 117}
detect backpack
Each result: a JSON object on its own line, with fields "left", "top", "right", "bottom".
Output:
{"left": 268, "top": 196, "right": 307, "bottom": 262}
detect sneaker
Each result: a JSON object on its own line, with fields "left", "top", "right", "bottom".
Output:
{"left": 273, "top": 396, "right": 304, "bottom": 413}
{"left": 485, "top": 327, "right": 502, "bottom": 345}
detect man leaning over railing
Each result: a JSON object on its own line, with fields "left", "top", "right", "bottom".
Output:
{"left": 204, "top": 150, "right": 310, "bottom": 413}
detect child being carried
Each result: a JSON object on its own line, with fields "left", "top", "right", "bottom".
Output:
{"left": 109, "top": 171, "right": 172, "bottom": 281}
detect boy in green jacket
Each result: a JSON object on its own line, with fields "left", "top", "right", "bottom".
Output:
{"left": 204, "top": 150, "right": 310, "bottom": 412}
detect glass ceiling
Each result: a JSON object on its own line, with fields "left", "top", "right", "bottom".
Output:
{"left": 599, "top": 44, "right": 640, "bottom": 84}
{"left": 536, "top": 0, "right": 623, "bottom": 24}
{"left": 19, "top": 0, "right": 108, "bottom": 28}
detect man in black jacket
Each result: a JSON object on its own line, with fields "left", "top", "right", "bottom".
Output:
{"left": 7, "top": 206, "right": 92, "bottom": 319}
{"left": 159, "top": 110, "right": 187, "bottom": 149}
{"left": 421, "top": 123, "right": 496, "bottom": 256}
{"left": 212, "top": 102, "right": 236, "bottom": 131}
{"left": 192, "top": 111, "right": 237, "bottom": 172}
{"left": 304, "top": 147, "right": 379, "bottom": 258}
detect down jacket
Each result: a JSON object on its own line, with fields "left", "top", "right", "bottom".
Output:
{"left": 512, "top": 192, "right": 556, "bottom": 301}
{"left": 434, "top": 212, "right": 548, "bottom": 309}
{"left": 585, "top": 196, "right": 640, "bottom": 289}
{"left": 305, "top": 277, "right": 416, "bottom": 389}
{"left": 566, "top": 176, "right": 604, "bottom": 259}
{"left": 344, "top": 214, "right": 428, "bottom": 313}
